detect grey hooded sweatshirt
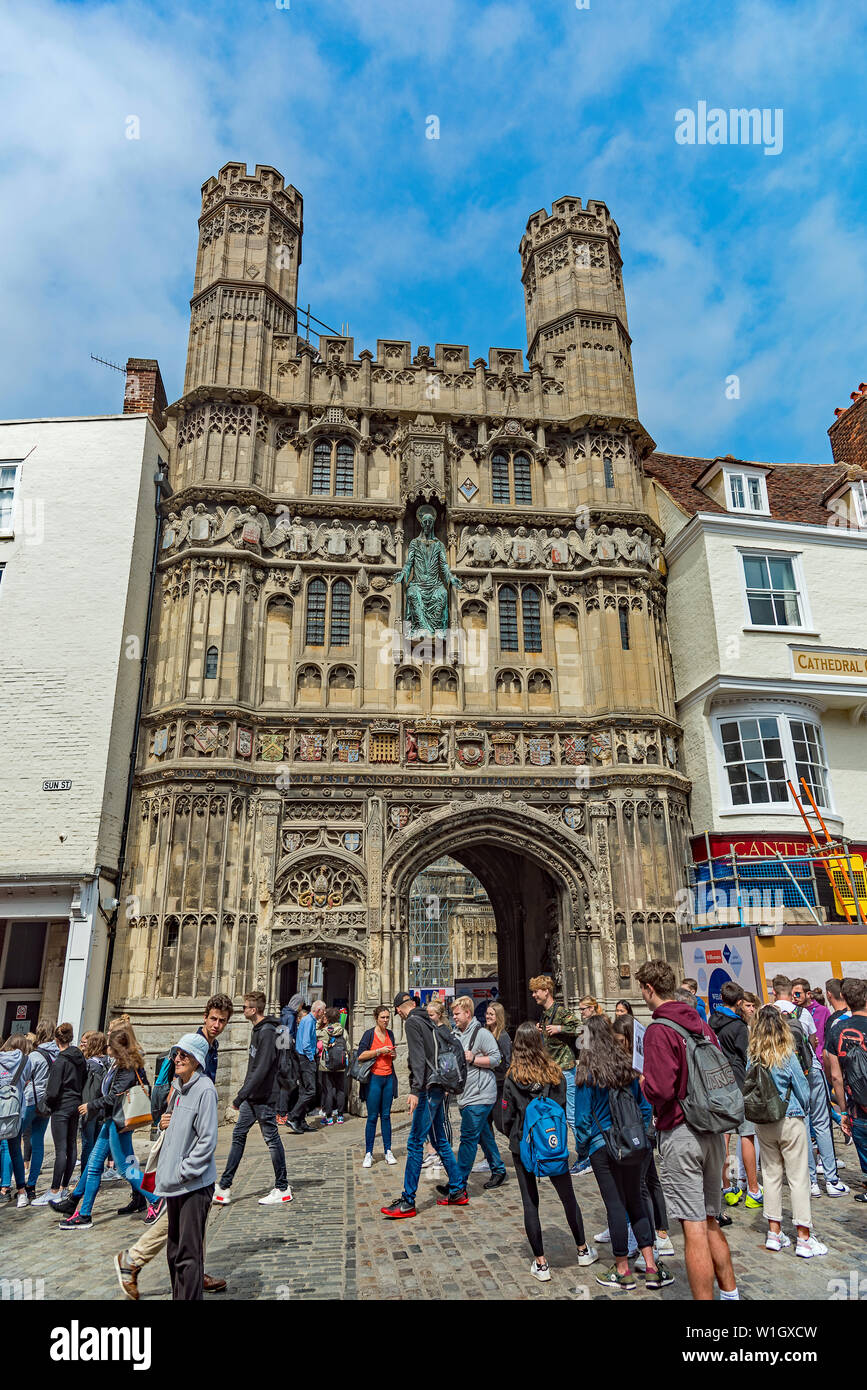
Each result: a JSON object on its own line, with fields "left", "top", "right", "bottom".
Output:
{"left": 453, "top": 1019, "right": 501, "bottom": 1109}
{"left": 155, "top": 1067, "right": 218, "bottom": 1196}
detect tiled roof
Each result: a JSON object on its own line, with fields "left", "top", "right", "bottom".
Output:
{"left": 645, "top": 452, "right": 853, "bottom": 528}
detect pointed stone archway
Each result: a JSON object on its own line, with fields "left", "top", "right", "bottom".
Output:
{"left": 381, "top": 796, "right": 614, "bottom": 1021}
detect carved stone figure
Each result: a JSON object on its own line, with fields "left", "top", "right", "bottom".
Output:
{"left": 286, "top": 516, "right": 311, "bottom": 555}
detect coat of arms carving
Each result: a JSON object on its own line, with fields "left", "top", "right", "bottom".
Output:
{"left": 491, "top": 732, "right": 516, "bottom": 766}
{"left": 259, "top": 732, "right": 285, "bottom": 762}
{"left": 298, "top": 733, "right": 325, "bottom": 761}
{"left": 193, "top": 722, "right": 219, "bottom": 755}
{"left": 455, "top": 726, "right": 485, "bottom": 768}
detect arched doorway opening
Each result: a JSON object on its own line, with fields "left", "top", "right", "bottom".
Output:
{"left": 277, "top": 955, "right": 355, "bottom": 1013}
{"left": 384, "top": 800, "right": 600, "bottom": 1024}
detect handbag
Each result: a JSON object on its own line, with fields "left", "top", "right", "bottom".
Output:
{"left": 120, "top": 1070, "right": 153, "bottom": 1132}
{"left": 141, "top": 1126, "right": 165, "bottom": 1194}
{"left": 349, "top": 1049, "right": 375, "bottom": 1084}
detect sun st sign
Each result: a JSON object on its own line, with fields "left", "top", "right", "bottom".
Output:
{"left": 42, "top": 779, "right": 72, "bottom": 791}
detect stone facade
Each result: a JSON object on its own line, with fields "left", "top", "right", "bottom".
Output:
{"left": 109, "top": 164, "right": 690, "bottom": 1078}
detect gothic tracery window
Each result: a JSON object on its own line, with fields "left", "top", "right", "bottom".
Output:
{"left": 311, "top": 438, "right": 355, "bottom": 496}
{"left": 499, "top": 584, "right": 542, "bottom": 654}
{"left": 306, "top": 576, "right": 352, "bottom": 648}
{"left": 491, "top": 451, "right": 532, "bottom": 505}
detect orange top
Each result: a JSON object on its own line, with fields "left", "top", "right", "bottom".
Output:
{"left": 371, "top": 1028, "right": 394, "bottom": 1076}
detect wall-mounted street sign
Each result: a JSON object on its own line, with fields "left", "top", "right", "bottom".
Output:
{"left": 42, "top": 779, "right": 72, "bottom": 791}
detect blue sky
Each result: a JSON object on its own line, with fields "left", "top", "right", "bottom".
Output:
{"left": 1, "top": 0, "right": 865, "bottom": 464}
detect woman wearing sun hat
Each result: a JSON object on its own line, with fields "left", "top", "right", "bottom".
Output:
{"left": 154, "top": 1032, "right": 219, "bottom": 1301}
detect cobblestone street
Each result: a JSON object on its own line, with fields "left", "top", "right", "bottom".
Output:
{"left": 2, "top": 1116, "right": 865, "bottom": 1302}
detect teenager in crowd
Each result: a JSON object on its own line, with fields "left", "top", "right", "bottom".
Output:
{"left": 574, "top": 1015, "right": 670, "bottom": 1291}
{"left": 441, "top": 996, "right": 506, "bottom": 1193}
{"left": 287, "top": 1000, "right": 323, "bottom": 1133}
{"left": 0, "top": 1035, "right": 33, "bottom": 1206}
{"left": 680, "top": 980, "right": 708, "bottom": 1022}
{"left": 358, "top": 1004, "right": 398, "bottom": 1168}
{"left": 709, "top": 982, "right": 763, "bottom": 1211}
{"left": 18, "top": 1018, "right": 57, "bottom": 1198}
{"left": 826, "top": 977, "right": 867, "bottom": 1197}
{"left": 771, "top": 974, "right": 848, "bottom": 1197}
{"left": 747, "top": 1006, "right": 826, "bottom": 1258}
{"left": 381, "top": 991, "right": 465, "bottom": 1219}
{"left": 422, "top": 998, "right": 451, "bottom": 1163}
{"left": 614, "top": 1000, "right": 634, "bottom": 1018}
{"left": 501, "top": 1021, "right": 596, "bottom": 1282}
{"left": 78, "top": 1032, "right": 110, "bottom": 1173}
{"left": 318, "top": 1006, "right": 348, "bottom": 1124}
{"left": 487, "top": 1002, "right": 512, "bottom": 1133}
{"left": 30, "top": 1024, "right": 87, "bottom": 1207}
{"left": 578, "top": 995, "right": 605, "bottom": 1020}
{"left": 531, "top": 974, "right": 581, "bottom": 1168}
{"left": 52, "top": 1026, "right": 149, "bottom": 1229}
{"left": 638, "top": 960, "right": 738, "bottom": 1302}
{"left": 214, "top": 991, "right": 290, "bottom": 1205}
{"left": 793, "top": 978, "right": 829, "bottom": 1056}
{"left": 608, "top": 1013, "right": 675, "bottom": 1260}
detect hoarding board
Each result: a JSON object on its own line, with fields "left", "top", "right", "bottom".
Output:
{"left": 681, "top": 931, "right": 759, "bottom": 1015}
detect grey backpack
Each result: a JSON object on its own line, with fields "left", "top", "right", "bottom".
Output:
{"left": 0, "top": 1055, "right": 28, "bottom": 1140}
{"left": 647, "top": 1017, "right": 745, "bottom": 1134}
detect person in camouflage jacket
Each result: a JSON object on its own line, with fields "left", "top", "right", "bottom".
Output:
{"left": 530, "top": 975, "right": 581, "bottom": 1163}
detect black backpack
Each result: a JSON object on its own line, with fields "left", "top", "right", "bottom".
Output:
{"left": 276, "top": 1026, "right": 300, "bottom": 1088}
{"left": 82, "top": 1055, "right": 110, "bottom": 1108}
{"left": 428, "top": 1022, "right": 468, "bottom": 1094}
{"left": 837, "top": 1024, "right": 867, "bottom": 1109}
{"left": 784, "top": 1015, "right": 815, "bottom": 1078}
{"left": 595, "top": 1086, "right": 652, "bottom": 1164}
{"left": 322, "top": 1031, "right": 347, "bottom": 1073}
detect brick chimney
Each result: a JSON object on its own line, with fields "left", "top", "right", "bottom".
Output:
{"left": 123, "top": 358, "right": 167, "bottom": 432}
{"left": 828, "top": 381, "right": 867, "bottom": 467}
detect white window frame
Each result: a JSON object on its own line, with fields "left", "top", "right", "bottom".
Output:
{"left": 712, "top": 703, "right": 835, "bottom": 817}
{"left": 738, "top": 547, "right": 815, "bottom": 633}
{"left": 724, "top": 467, "right": 769, "bottom": 515}
{"left": 0, "top": 461, "right": 22, "bottom": 538}
{"left": 852, "top": 480, "right": 867, "bottom": 529}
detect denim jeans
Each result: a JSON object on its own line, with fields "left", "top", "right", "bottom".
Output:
{"left": 403, "top": 1088, "right": 463, "bottom": 1202}
{"left": 0, "top": 1135, "right": 26, "bottom": 1189}
{"left": 79, "top": 1116, "right": 99, "bottom": 1172}
{"left": 24, "top": 1108, "right": 50, "bottom": 1187}
{"left": 561, "top": 1065, "right": 577, "bottom": 1150}
{"left": 220, "top": 1101, "right": 287, "bottom": 1190}
{"left": 72, "top": 1120, "right": 145, "bottom": 1217}
{"left": 365, "top": 1072, "right": 395, "bottom": 1154}
{"left": 456, "top": 1102, "right": 506, "bottom": 1184}
{"left": 850, "top": 1116, "right": 867, "bottom": 1180}
{"left": 805, "top": 1066, "right": 839, "bottom": 1183}
{"left": 1, "top": 1104, "right": 49, "bottom": 1188}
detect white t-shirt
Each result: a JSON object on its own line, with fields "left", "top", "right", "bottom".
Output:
{"left": 774, "top": 999, "right": 820, "bottom": 1070}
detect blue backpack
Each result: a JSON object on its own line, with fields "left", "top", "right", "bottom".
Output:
{"left": 519, "top": 1086, "right": 570, "bottom": 1177}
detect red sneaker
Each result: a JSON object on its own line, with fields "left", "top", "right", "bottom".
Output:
{"left": 436, "top": 1189, "right": 469, "bottom": 1206}
{"left": 381, "top": 1195, "right": 417, "bottom": 1219}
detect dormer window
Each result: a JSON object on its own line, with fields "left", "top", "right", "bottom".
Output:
{"left": 852, "top": 479, "right": 867, "bottom": 527}
{"left": 725, "top": 468, "right": 768, "bottom": 514}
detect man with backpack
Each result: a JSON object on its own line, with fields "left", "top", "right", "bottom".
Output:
{"left": 213, "top": 991, "right": 291, "bottom": 1206}
{"left": 438, "top": 995, "right": 506, "bottom": 1194}
{"left": 771, "top": 974, "right": 848, "bottom": 1197}
{"left": 826, "top": 976, "right": 867, "bottom": 1200}
{"left": 708, "top": 981, "right": 763, "bottom": 1211}
{"left": 380, "top": 990, "right": 466, "bottom": 1219}
{"left": 637, "top": 960, "right": 741, "bottom": 1302}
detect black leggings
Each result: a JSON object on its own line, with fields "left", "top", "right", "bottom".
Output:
{"left": 590, "top": 1147, "right": 655, "bottom": 1259}
{"left": 321, "top": 1072, "right": 345, "bottom": 1118}
{"left": 512, "top": 1154, "right": 586, "bottom": 1259}
{"left": 642, "top": 1151, "right": 668, "bottom": 1231}
{"left": 50, "top": 1109, "right": 79, "bottom": 1190}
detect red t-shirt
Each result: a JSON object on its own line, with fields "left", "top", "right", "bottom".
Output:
{"left": 370, "top": 1029, "right": 394, "bottom": 1077}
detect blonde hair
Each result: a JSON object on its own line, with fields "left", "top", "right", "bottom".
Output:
{"left": 426, "top": 999, "right": 446, "bottom": 1022}
{"left": 579, "top": 994, "right": 604, "bottom": 1016}
{"left": 748, "top": 1006, "right": 795, "bottom": 1068}
{"left": 486, "top": 1001, "right": 507, "bottom": 1039}
{"left": 529, "top": 975, "right": 555, "bottom": 994}
{"left": 452, "top": 996, "right": 475, "bottom": 1014}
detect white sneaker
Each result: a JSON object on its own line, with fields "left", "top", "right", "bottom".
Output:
{"left": 594, "top": 1228, "right": 611, "bottom": 1244}
{"left": 825, "top": 1181, "right": 849, "bottom": 1196}
{"left": 472, "top": 1160, "right": 490, "bottom": 1172}
{"left": 531, "top": 1259, "right": 551, "bottom": 1282}
{"left": 810, "top": 1181, "right": 822, "bottom": 1197}
{"left": 765, "top": 1230, "right": 792, "bottom": 1251}
{"left": 362, "top": 1153, "right": 373, "bottom": 1168}
{"left": 577, "top": 1244, "right": 598, "bottom": 1267}
{"left": 385, "top": 1150, "right": 397, "bottom": 1165}
{"left": 655, "top": 1234, "right": 675, "bottom": 1257}
{"left": 212, "top": 1183, "right": 232, "bottom": 1205}
{"left": 420, "top": 1154, "right": 436, "bottom": 1168}
{"left": 259, "top": 1186, "right": 293, "bottom": 1205}
{"left": 16, "top": 1191, "right": 30, "bottom": 1208}
{"left": 796, "top": 1235, "right": 828, "bottom": 1258}
{"left": 815, "top": 1160, "right": 825, "bottom": 1175}
{"left": 837, "top": 1157, "right": 846, "bottom": 1168}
